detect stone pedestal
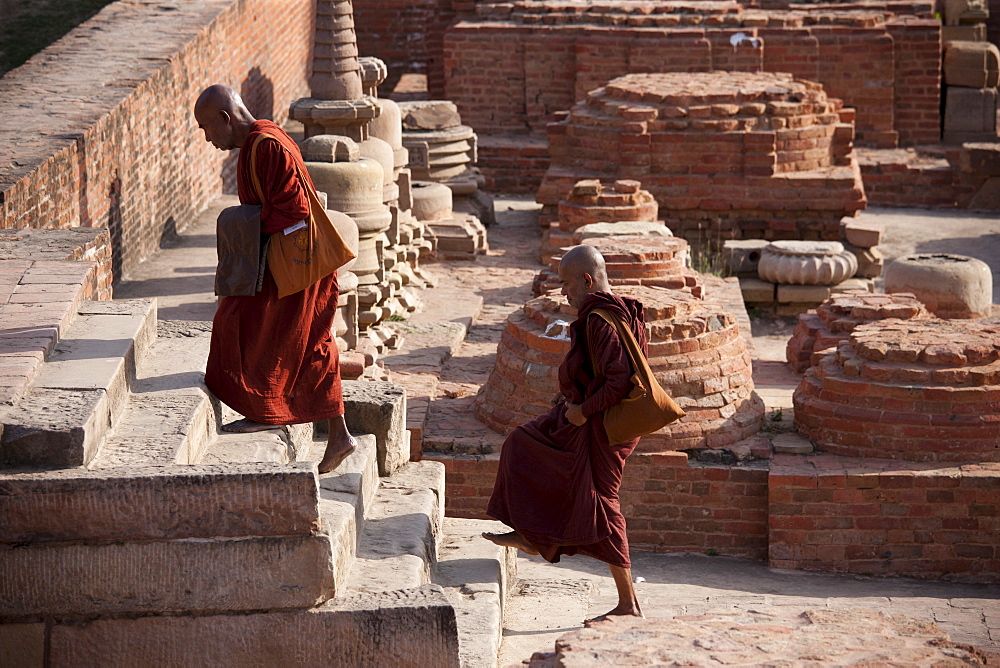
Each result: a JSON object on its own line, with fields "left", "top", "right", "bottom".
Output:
{"left": 884, "top": 253, "right": 993, "bottom": 319}
{"left": 410, "top": 181, "right": 488, "bottom": 261}
{"left": 757, "top": 241, "right": 858, "bottom": 286}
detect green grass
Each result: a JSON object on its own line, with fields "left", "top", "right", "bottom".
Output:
{"left": 0, "top": 0, "right": 116, "bottom": 76}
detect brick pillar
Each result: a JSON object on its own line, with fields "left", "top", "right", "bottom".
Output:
{"left": 886, "top": 18, "right": 942, "bottom": 146}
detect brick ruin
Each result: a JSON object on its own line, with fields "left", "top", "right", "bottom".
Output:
{"left": 538, "top": 72, "right": 866, "bottom": 249}
{"left": 474, "top": 285, "right": 764, "bottom": 452}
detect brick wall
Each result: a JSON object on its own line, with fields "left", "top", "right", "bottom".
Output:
{"left": 0, "top": 0, "right": 314, "bottom": 281}
{"left": 427, "top": 450, "right": 769, "bottom": 561}
{"left": 621, "top": 453, "right": 769, "bottom": 560}
{"left": 770, "top": 455, "right": 999, "bottom": 583}
{"left": 886, "top": 18, "right": 941, "bottom": 146}
{"left": 354, "top": 0, "right": 457, "bottom": 97}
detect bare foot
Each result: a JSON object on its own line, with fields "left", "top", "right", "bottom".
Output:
{"left": 481, "top": 531, "right": 540, "bottom": 556}
{"left": 318, "top": 437, "right": 357, "bottom": 474}
{"left": 585, "top": 604, "right": 644, "bottom": 623}
{"left": 222, "top": 418, "right": 282, "bottom": 433}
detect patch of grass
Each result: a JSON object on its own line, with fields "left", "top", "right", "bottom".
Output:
{"left": 705, "top": 548, "right": 719, "bottom": 557}
{"left": 0, "top": 0, "right": 116, "bottom": 76}
{"left": 689, "top": 219, "right": 729, "bottom": 278}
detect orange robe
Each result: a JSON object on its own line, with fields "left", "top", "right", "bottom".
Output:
{"left": 487, "top": 292, "right": 646, "bottom": 568}
{"left": 205, "top": 120, "right": 344, "bottom": 424}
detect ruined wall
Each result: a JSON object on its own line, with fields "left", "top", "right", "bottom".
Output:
{"left": 354, "top": 0, "right": 457, "bottom": 97}
{"left": 0, "top": 0, "right": 315, "bottom": 280}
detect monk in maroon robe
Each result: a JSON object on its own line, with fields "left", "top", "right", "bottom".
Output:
{"left": 193, "top": 85, "right": 355, "bottom": 473}
{"left": 484, "top": 244, "right": 644, "bottom": 619}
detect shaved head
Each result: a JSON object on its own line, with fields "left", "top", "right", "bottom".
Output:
{"left": 194, "top": 84, "right": 255, "bottom": 151}
{"left": 558, "top": 244, "right": 612, "bottom": 311}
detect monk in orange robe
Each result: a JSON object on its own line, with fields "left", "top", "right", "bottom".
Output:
{"left": 483, "top": 244, "right": 644, "bottom": 620}
{"left": 193, "top": 85, "right": 355, "bottom": 473}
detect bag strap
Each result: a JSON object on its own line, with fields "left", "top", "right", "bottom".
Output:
{"left": 588, "top": 308, "right": 647, "bottom": 392}
{"left": 248, "top": 132, "right": 320, "bottom": 208}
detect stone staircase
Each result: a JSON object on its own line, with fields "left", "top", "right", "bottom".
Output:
{"left": 0, "top": 290, "right": 515, "bottom": 666}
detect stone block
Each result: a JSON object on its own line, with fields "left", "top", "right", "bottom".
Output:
{"left": 885, "top": 253, "right": 993, "bottom": 318}
{"left": 341, "top": 380, "right": 408, "bottom": 476}
{"left": 943, "top": 41, "right": 1000, "bottom": 88}
{"left": 968, "top": 176, "right": 1000, "bottom": 209}
{"left": 831, "top": 277, "right": 875, "bottom": 293}
{"left": 840, "top": 221, "right": 882, "bottom": 248}
{"left": 844, "top": 244, "right": 884, "bottom": 279}
{"left": 740, "top": 277, "right": 775, "bottom": 303}
{"left": 0, "top": 462, "right": 320, "bottom": 544}
{"left": 942, "top": 24, "right": 987, "bottom": 41}
{"left": 572, "top": 221, "right": 673, "bottom": 243}
{"left": 943, "top": 87, "right": 997, "bottom": 135}
{"left": 960, "top": 142, "right": 1000, "bottom": 175}
{"left": 777, "top": 284, "right": 833, "bottom": 303}
{"left": 47, "top": 585, "right": 460, "bottom": 667}
{"left": 0, "top": 534, "right": 335, "bottom": 620}
{"left": 0, "top": 623, "right": 45, "bottom": 667}
{"left": 0, "top": 388, "right": 109, "bottom": 468}
{"left": 399, "top": 100, "right": 462, "bottom": 131}
{"left": 723, "top": 239, "right": 769, "bottom": 276}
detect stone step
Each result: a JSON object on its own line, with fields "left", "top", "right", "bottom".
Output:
{"left": 0, "top": 532, "right": 335, "bottom": 620}
{"left": 346, "top": 460, "right": 445, "bottom": 595}
{"left": 498, "top": 576, "right": 596, "bottom": 667}
{"left": 0, "top": 299, "right": 157, "bottom": 468}
{"left": 435, "top": 517, "right": 518, "bottom": 668}
{"left": 309, "top": 434, "right": 380, "bottom": 597}
{"left": 11, "top": 584, "right": 460, "bottom": 667}
{"left": 86, "top": 326, "right": 215, "bottom": 469}
{"left": 0, "top": 461, "right": 321, "bottom": 545}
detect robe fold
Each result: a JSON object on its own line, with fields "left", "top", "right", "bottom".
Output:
{"left": 487, "top": 291, "right": 647, "bottom": 569}
{"left": 204, "top": 119, "right": 344, "bottom": 424}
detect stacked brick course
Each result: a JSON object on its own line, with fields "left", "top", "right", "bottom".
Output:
{"left": 533, "top": 235, "right": 702, "bottom": 298}
{"left": 539, "top": 72, "right": 866, "bottom": 246}
{"left": 541, "top": 179, "right": 660, "bottom": 261}
{"left": 474, "top": 286, "right": 764, "bottom": 452}
{"left": 0, "top": 0, "right": 315, "bottom": 279}
{"left": 785, "top": 290, "right": 929, "bottom": 372}
{"left": 770, "top": 454, "right": 999, "bottom": 581}
{"left": 794, "top": 319, "right": 1000, "bottom": 462}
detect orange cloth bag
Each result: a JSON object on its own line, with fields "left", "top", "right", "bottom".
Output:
{"left": 249, "top": 133, "right": 356, "bottom": 299}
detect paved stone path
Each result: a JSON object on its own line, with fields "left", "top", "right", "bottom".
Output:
{"left": 117, "top": 196, "right": 1000, "bottom": 665}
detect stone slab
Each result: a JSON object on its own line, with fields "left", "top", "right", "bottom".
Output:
{"left": 0, "top": 534, "right": 335, "bottom": 620}
{"left": 436, "top": 517, "right": 517, "bottom": 668}
{"left": 777, "top": 284, "right": 833, "bottom": 303}
{"left": 740, "top": 277, "right": 776, "bottom": 303}
{"left": 0, "top": 462, "right": 320, "bottom": 545}
{"left": 723, "top": 239, "right": 769, "bottom": 277}
{"left": 89, "top": 392, "right": 214, "bottom": 467}
{"left": 348, "top": 461, "right": 445, "bottom": 596}
{"left": 46, "top": 585, "right": 459, "bottom": 667}
{"left": 341, "top": 380, "right": 408, "bottom": 476}
{"left": 0, "top": 388, "right": 109, "bottom": 468}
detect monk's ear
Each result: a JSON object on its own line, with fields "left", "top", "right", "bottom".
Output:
{"left": 219, "top": 109, "right": 231, "bottom": 125}
{"left": 582, "top": 272, "right": 594, "bottom": 288}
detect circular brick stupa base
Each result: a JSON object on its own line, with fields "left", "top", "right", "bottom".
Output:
{"left": 786, "top": 290, "right": 930, "bottom": 373}
{"left": 474, "top": 285, "right": 763, "bottom": 452}
{"left": 533, "top": 235, "right": 700, "bottom": 297}
{"left": 794, "top": 319, "right": 1000, "bottom": 462}
{"left": 524, "top": 609, "right": 990, "bottom": 666}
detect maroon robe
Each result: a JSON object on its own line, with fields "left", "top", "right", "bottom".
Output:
{"left": 204, "top": 120, "right": 344, "bottom": 424}
{"left": 487, "top": 291, "right": 646, "bottom": 568}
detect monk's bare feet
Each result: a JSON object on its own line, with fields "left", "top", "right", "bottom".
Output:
{"left": 319, "top": 415, "right": 356, "bottom": 474}
{"left": 222, "top": 418, "right": 282, "bottom": 433}
{"left": 318, "top": 438, "right": 356, "bottom": 474}
{"left": 481, "top": 531, "right": 540, "bottom": 556}
{"left": 585, "top": 604, "right": 644, "bottom": 624}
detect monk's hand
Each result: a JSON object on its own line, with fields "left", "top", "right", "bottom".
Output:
{"left": 551, "top": 392, "right": 565, "bottom": 406}
{"left": 565, "top": 402, "right": 586, "bottom": 426}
